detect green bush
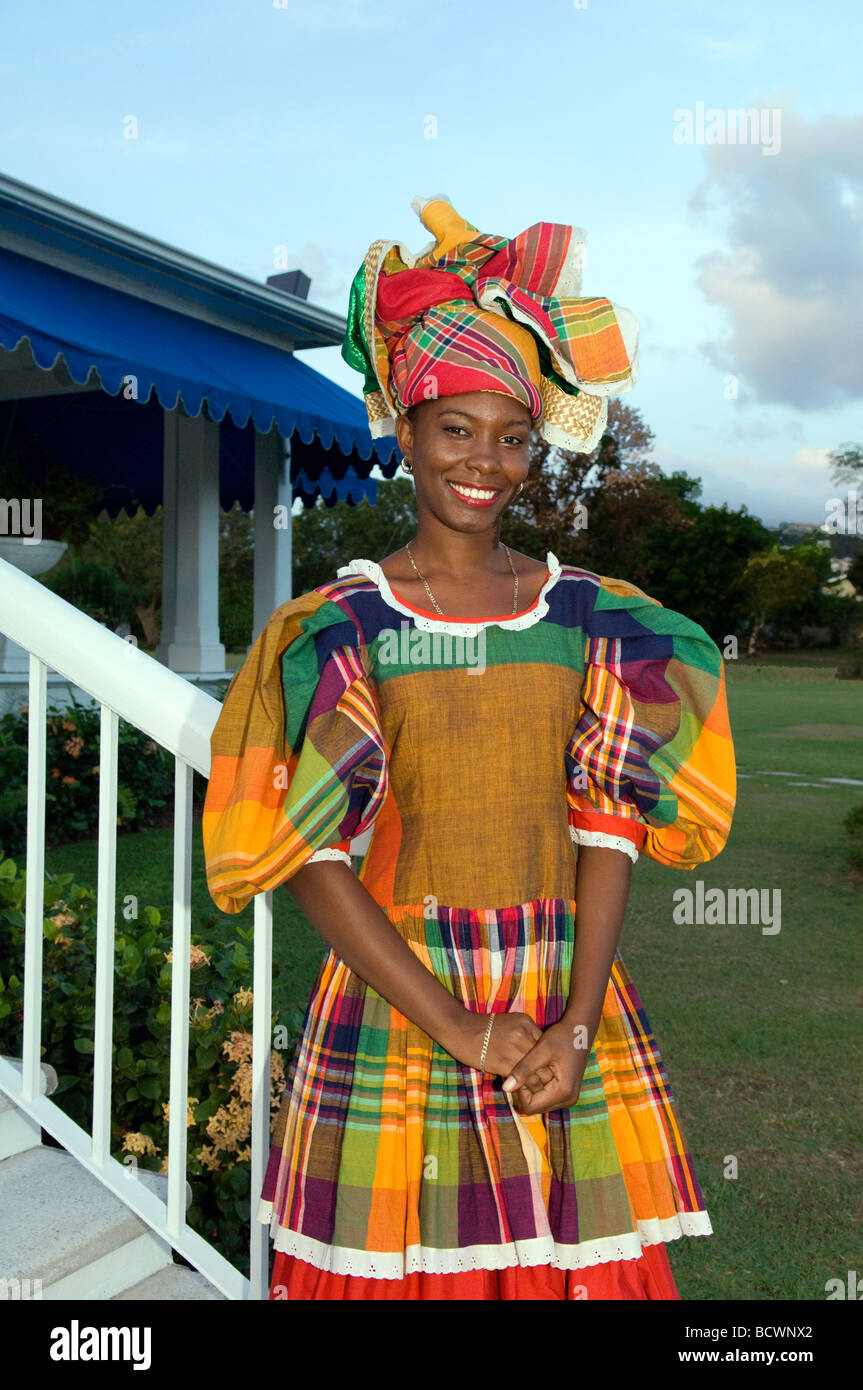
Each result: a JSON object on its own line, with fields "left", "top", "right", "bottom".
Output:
{"left": 844, "top": 803, "right": 863, "bottom": 873}
{"left": 0, "top": 850, "right": 299, "bottom": 1277}
{"left": 40, "top": 555, "right": 136, "bottom": 633}
{"left": 836, "top": 648, "right": 863, "bottom": 680}
{"left": 0, "top": 694, "right": 178, "bottom": 857}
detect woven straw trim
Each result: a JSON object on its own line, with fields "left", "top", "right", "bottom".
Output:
{"left": 363, "top": 238, "right": 400, "bottom": 417}
{"left": 364, "top": 390, "right": 391, "bottom": 425}
{"left": 363, "top": 239, "right": 389, "bottom": 352}
{"left": 539, "top": 376, "right": 604, "bottom": 438}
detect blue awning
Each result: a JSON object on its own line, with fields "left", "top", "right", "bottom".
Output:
{"left": 0, "top": 245, "right": 398, "bottom": 503}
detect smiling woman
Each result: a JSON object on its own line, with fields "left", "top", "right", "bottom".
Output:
{"left": 202, "top": 194, "right": 737, "bottom": 1302}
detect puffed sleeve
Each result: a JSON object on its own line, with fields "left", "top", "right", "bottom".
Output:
{"left": 202, "top": 590, "right": 388, "bottom": 914}
{"left": 565, "top": 574, "right": 736, "bottom": 868}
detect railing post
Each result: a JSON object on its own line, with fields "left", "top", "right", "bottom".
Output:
{"left": 92, "top": 704, "right": 119, "bottom": 1163}
{"left": 21, "top": 654, "right": 46, "bottom": 1103}
{"left": 250, "top": 890, "right": 273, "bottom": 1300}
{"left": 167, "top": 758, "right": 194, "bottom": 1237}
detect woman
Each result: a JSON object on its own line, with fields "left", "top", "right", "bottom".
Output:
{"left": 202, "top": 196, "right": 736, "bottom": 1300}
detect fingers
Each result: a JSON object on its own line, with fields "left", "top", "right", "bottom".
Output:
{"left": 488, "top": 1014, "right": 543, "bottom": 1078}
{"left": 502, "top": 1038, "right": 553, "bottom": 1095}
{"left": 519, "top": 1064, "right": 555, "bottom": 1095}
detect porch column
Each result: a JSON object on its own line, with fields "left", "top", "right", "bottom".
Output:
{"left": 250, "top": 426, "right": 293, "bottom": 648}
{"left": 156, "top": 402, "right": 225, "bottom": 673}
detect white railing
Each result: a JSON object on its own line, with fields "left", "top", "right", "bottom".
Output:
{"left": 0, "top": 555, "right": 273, "bottom": 1300}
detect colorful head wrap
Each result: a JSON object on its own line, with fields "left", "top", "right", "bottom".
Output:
{"left": 341, "top": 194, "right": 639, "bottom": 453}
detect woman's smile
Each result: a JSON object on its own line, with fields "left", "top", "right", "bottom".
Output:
{"left": 446, "top": 478, "right": 504, "bottom": 508}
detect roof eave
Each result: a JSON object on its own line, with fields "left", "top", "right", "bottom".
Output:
{"left": 0, "top": 172, "right": 347, "bottom": 352}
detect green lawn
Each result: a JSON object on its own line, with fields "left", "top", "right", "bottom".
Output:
{"left": 42, "top": 661, "right": 863, "bottom": 1301}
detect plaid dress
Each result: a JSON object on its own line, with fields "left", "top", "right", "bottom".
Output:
{"left": 202, "top": 552, "right": 736, "bottom": 1295}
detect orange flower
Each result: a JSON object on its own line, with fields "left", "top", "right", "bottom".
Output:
{"left": 65, "top": 737, "right": 84, "bottom": 758}
{"left": 61, "top": 775, "right": 77, "bottom": 786}
{"left": 122, "top": 1132, "right": 161, "bottom": 1157}
{"left": 50, "top": 767, "right": 61, "bottom": 779}
{"left": 165, "top": 945, "right": 212, "bottom": 970}
{"left": 61, "top": 719, "right": 77, "bottom": 732}
{"left": 222, "top": 1030, "right": 254, "bottom": 1064}
{"left": 49, "top": 912, "right": 76, "bottom": 927}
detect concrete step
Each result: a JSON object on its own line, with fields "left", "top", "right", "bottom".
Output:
{"left": 0, "top": 1143, "right": 195, "bottom": 1300}
{"left": 0, "top": 1062, "right": 226, "bottom": 1301}
{"left": 113, "top": 1263, "right": 228, "bottom": 1300}
{"left": 0, "top": 1057, "right": 58, "bottom": 1160}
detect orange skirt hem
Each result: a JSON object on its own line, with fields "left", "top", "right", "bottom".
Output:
{"left": 269, "top": 1240, "right": 680, "bottom": 1301}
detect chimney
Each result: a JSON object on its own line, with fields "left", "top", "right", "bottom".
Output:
{"left": 267, "top": 269, "right": 311, "bottom": 300}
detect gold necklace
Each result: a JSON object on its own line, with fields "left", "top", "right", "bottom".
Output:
{"left": 403, "top": 542, "right": 519, "bottom": 616}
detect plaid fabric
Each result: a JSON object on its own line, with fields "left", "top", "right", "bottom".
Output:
{"left": 340, "top": 196, "right": 638, "bottom": 448}
{"left": 202, "top": 562, "right": 736, "bottom": 1277}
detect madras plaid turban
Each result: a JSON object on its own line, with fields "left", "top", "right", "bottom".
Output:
{"left": 341, "top": 194, "right": 639, "bottom": 453}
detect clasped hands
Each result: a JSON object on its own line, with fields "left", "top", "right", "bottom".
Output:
{"left": 457, "top": 1011, "right": 589, "bottom": 1116}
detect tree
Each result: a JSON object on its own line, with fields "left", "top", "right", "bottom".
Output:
{"left": 737, "top": 539, "right": 834, "bottom": 654}
{"left": 219, "top": 503, "right": 254, "bottom": 652}
{"left": 637, "top": 500, "right": 773, "bottom": 637}
{"left": 43, "top": 504, "right": 163, "bottom": 647}
{"left": 291, "top": 476, "right": 419, "bottom": 594}
{"left": 503, "top": 400, "right": 656, "bottom": 560}
{"left": 828, "top": 443, "right": 863, "bottom": 486}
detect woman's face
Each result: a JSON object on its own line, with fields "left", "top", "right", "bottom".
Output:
{"left": 394, "top": 391, "right": 531, "bottom": 532}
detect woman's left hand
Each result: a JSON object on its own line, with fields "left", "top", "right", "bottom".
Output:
{"left": 500, "top": 1020, "right": 589, "bottom": 1115}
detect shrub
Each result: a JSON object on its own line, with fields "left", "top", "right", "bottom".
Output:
{"left": 836, "top": 648, "right": 863, "bottom": 680}
{"left": 0, "top": 694, "right": 179, "bottom": 857}
{"left": 844, "top": 803, "right": 863, "bottom": 874}
{"left": 0, "top": 850, "right": 299, "bottom": 1277}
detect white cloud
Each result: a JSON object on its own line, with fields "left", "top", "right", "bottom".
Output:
{"left": 688, "top": 99, "right": 863, "bottom": 409}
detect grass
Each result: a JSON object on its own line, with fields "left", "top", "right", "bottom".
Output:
{"left": 40, "top": 658, "right": 862, "bottom": 1301}
{"left": 627, "top": 661, "right": 862, "bottom": 1299}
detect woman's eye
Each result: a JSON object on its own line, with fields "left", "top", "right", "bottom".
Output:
{"left": 443, "top": 426, "right": 526, "bottom": 445}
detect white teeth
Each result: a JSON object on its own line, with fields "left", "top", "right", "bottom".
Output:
{"left": 449, "top": 482, "right": 497, "bottom": 500}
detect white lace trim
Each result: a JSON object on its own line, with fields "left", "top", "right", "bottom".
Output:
{"left": 570, "top": 825, "right": 640, "bottom": 863}
{"left": 336, "top": 551, "right": 563, "bottom": 636}
{"left": 304, "top": 847, "right": 353, "bottom": 867}
{"left": 258, "top": 1205, "right": 712, "bottom": 1280}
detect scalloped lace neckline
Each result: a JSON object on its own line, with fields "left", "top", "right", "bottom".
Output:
{"left": 336, "top": 551, "right": 562, "bottom": 635}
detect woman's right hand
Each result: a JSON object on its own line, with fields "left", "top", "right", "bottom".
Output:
{"left": 444, "top": 1009, "right": 543, "bottom": 1077}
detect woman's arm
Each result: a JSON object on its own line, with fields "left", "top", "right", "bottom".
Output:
{"left": 561, "top": 843, "right": 633, "bottom": 1042}
{"left": 501, "top": 844, "right": 633, "bottom": 1113}
{"left": 284, "top": 859, "right": 542, "bottom": 1075}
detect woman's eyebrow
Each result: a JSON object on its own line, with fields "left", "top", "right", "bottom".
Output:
{"left": 437, "top": 409, "right": 529, "bottom": 428}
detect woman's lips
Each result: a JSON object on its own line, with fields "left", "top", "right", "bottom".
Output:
{"left": 446, "top": 479, "right": 502, "bottom": 508}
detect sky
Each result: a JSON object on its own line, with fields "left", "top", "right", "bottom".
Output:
{"left": 1, "top": 0, "right": 861, "bottom": 528}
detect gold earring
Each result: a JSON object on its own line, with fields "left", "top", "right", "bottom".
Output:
{"left": 515, "top": 481, "right": 524, "bottom": 495}
{"left": 402, "top": 458, "right": 413, "bottom": 474}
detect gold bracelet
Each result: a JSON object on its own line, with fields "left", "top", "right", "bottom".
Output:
{"left": 479, "top": 1015, "right": 495, "bottom": 1071}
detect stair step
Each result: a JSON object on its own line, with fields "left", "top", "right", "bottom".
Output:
{"left": 113, "top": 1263, "right": 228, "bottom": 1300}
{"left": 0, "top": 1058, "right": 58, "bottom": 1161}
{"left": 0, "top": 1069, "right": 225, "bottom": 1301}
{"left": 0, "top": 1144, "right": 186, "bottom": 1299}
